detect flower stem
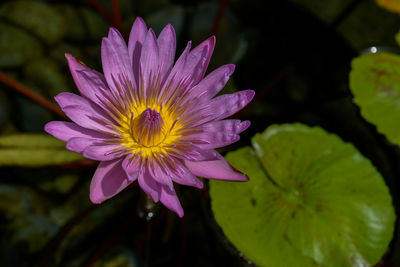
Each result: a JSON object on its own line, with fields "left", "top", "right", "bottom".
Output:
{"left": 0, "top": 71, "right": 67, "bottom": 119}
{"left": 210, "top": 0, "right": 229, "bottom": 36}
{"left": 86, "top": 0, "right": 114, "bottom": 26}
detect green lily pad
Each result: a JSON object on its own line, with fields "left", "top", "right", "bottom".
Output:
{"left": 210, "top": 123, "right": 395, "bottom": 267}
{"left": 350, "top": 52, "right": 400, "bottom": 145}
{"left": 0, "top": 133, "right": 83, "bottom": 166}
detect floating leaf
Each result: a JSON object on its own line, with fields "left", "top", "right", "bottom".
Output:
{"left": 210, "top": 123, "right": 395, "bottom": 267}
{"left": 0, "top": 0, "right": 67, "bottom": 44}
{"left": 350, "top": 52, "right": 400, "bottom": 145}
{"left": 0, "top": 133, "right": 83, "bottom": 166}
{"left": 376, "top": 0, "right": 400, "bottom": 14}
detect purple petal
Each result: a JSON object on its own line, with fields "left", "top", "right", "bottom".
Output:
{"left": 185, "top": 153, "right": 248, "bottom": 181}
{"left": 160, "top": 185, "right": 184, "bottom": 217}
{"left": 157, "top": 24, "right": 176, "bottom": 79}
{"left": 65, "top": 54, "right": 108, "bottom": 106}
{"left": 122, "top": 156, "right": 141, "bottom": 182}
{"left": 158, "top": 41, "right": 191, "bottom": 102}
{"left": 140, "top": 29, "right": 159, "bottom": 95}
{"left": 102, "top": 28, "right": 135, "bottom": 92}
{"left": 138, "top": 169, "right": 162, "bottom": 202}
{"left": 186, "top": 132, "right": 240, "bottom": 149}
{"left": 75, "top": 69, "right": 109, "bottom": 107}
{"left": 201, "top": 120, "right": 250, "bottom": 134}
{"left": 147, "top": 161, "right": 174, "bottom": 191}
{"left": 128, "top": 17, "right": 147, "bottom": 85}
{"left": 55, "top": 92, "right": 114, "bottom": 133}
{"left": 66, "top": 137, "right": 97, "bottom": 153}
{"left": 190, "top": 90, "right": 255, "bottom": 126}
{"left": 44, "top": 121, "right": 109, "bottom": 142}
{"left": 169, "top": 162, "right": 203, "bottom": 189}
{"left": 90, "top": 159, "right": 133, "bottom": 204}
{"left": 187, "top": 64, "right": 235, "bottom": 103}
{"left": 83, "top": 143, "right": 124, "bottom": 161}
{"left": 182, "top": 36, "right": 215, "bottom": 86}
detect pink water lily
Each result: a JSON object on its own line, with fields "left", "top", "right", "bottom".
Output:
{"left": 45, "top": 17, "right": 254, "bottom": 217}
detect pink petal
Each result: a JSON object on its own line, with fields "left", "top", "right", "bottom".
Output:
{"left": 90, "top": 159, "right": 133, "bottom": 204}
{"left": 185, "top": 153, "right": 248, "bottom": 181}
{"left": 76, "top": 69, "right": 109, "bottom": 107}
{"left": 160, "top": 185, "right": 184, "bottom": 217}
{"left": 186, "top": 132, "right": 240, "bottom": 149}
{"left": 55, "top": 92, "right": 114, "bottom": 133}
{"left": 157, "top": 41, "right": 191, "bottom": 102}
{"left": 147, "top": 161, "right": 174, "bottom": 190}
{"left": 44, "top": 121, "right": 109, "bottom": 142}
{"left": 138, "top": 169, "right": 162, "bottom": 202}
{"left": 140, "top": 29, "right": 159, "bottom": 95}
{"left": 128, "top": 17, "right": 147, "bottom": 85}
{"left": 66, "top": 137, "right": 97, "bottom": 153}
{"left": 186, "top": 64, "right": 235, "bottom": 103}
{"left": 201, "top": 120, "right": 250, "bottom": 134}
{"left": 65, "top": 54, "right": 107, "bottom": 106}
{"left": 182, "top": 36, "right": 215, "bottom": 86}
{"left": 169, "top": 162, "right": 203, "bottom": 189}
{"left": 83, "top": 143, "right": 124, "bottom": 161}
{"left": 102, "top": 28, "right": 135, "bottom": 93}
{"left": 190, "top": 90, "right": 255, "bottom": 126}
{"left": 157, "top": 24, "right": 176, "bottom": 79}
{"left": 122, "top": 155, "right": 141, "bottom": 181}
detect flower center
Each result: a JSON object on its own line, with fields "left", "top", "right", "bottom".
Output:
{"left": 132, "top": 108, "right": 165, "bottom": 147}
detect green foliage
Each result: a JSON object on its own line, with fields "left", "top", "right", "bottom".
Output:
{"left": 0, "top": 0, "right": 67, "bottom": 44}
{"left": 0, "top": 22, "right": 43, "bottom": 68}
{"left": 210, "top": 124, "right": 395, "bottom": 267}
{"left": 0, "top": 134, "right": 83, "bottom": 166}
{"left": 350, "top": 52, "right": 400, "bottom": 145}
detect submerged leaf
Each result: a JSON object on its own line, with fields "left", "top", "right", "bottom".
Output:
{"left": 350, "top": 52, "right": 400, "bottom": 145}
{"left": 376, "top": 0, "right": 400, "bottom": 14}
{"left": 0, "top": 134, "right": 83, "bottom": 166}
{"left": 210, "top": 123, "right": 395, "bottom": 267}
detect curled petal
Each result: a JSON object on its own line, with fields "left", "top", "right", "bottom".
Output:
{"left": 90, "top": 159, "right": 133, "bottom": 204}
{"left": 185, "top": 153, "right": 248, "bottom": 181}
{"left": 160, "top": 185, "right": 184, "bottom": 217}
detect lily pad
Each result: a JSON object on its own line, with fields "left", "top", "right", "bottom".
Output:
{"left": 350, "top": 52, "right": 400, "bottom": 145}
{"left": 210, "top": 123, "right": 395, "bottom": 267}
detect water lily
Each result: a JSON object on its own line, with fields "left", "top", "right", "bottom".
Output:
{"left": 45, "top": 17, "right": 254, "bottom": 217}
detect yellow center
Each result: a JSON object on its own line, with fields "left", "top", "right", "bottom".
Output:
{"left": 116, "top": 100, "right": 182, "bottom": 159}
